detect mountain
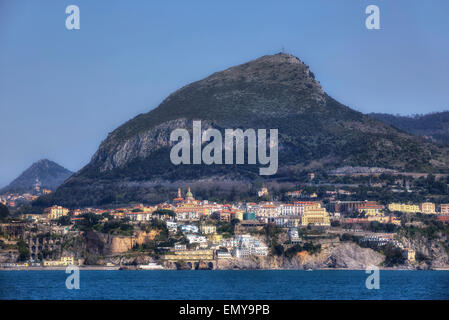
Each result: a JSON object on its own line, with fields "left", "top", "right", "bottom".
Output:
{"left": 1, "top": 159, "right": 73, "bottom": 194}
{"left": 369, "top": 112, "right": 449, "bottom": 146}
{"left": 46, "top": 53, "right": 449, "bottom": 207}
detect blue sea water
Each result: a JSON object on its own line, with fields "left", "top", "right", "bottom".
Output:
{"left": 0, "top": 270, "right": 448, "bottom": 300}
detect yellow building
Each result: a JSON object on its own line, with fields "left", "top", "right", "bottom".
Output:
{"left": 207, "top": 233, "right": 223, "bottom": 244}
{"left": 162, "top": 249, "right": 214, "bottom": 261}
{"left": 200, "top": 224, "right": 216, "bottom": 235}
{"left": 234, "top": 210, "right": 244, "bottom": 221}
{"left": 358, "top": 204, "right": 384, "bottom": 217}
{"left": 420, "top": 202, "right": 436, "bottom": 214}
{"left": 388, "top": 203, "right": 420, "bottom": 213}
{"left": 402, "top": 248, "right": 416, "bottom": 262}
{"left": 45, "top": 206, "right": 69, "bottom": 220}
{"left": 43, "top": 256, "right": 76, "bottom": 267}
{"left": 301, "top": 203, "right": 330, "bottom": 226}
{"left": 366, "top": 216, "right": 387, "bottom": 223}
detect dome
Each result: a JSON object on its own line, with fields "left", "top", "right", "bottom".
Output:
{"left": 185, "top": 187, "right": 194, "bottom": 200}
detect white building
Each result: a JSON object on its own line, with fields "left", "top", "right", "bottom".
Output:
{"left": 176, "top": 211, "right": 200, "bottom": 221}
{"left": 180, "top": 224, "right": 199, "bottom": 234}
{"left": 216, "top": 251, "right": 232, "bottom": 259}
{"left": 232, "top": 248, "right": 251, "bottom": 258}
{"left": 274, "top": 216, "right": 301, "bottom": 228}
{"left": 279, "top": 204, "right": 301, "bottom": 216}
{"left": 250, "top": 245, "right": 269, "bottom": 256}
{"left": 166, "top": 221, "right": 178, "bottom": 233}
{"left": 126, "top": 212, "right": 152, "bottom": 221}
{"left": 186, "top": 234, "right": 208, "bottom": 244}
{"left": 174, "top": 243, "right": 187, "bottom": 251}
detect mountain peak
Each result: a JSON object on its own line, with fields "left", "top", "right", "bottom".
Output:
{"left": 1, "top": 159, "right": 73, "bottom": 194}
{"left": 35, "top": 159, "right": 54, "bottom": 166}
{"left": 258, "top": 52, "right": 304, "bottom": 64}
{"left": 205, "top": 52, "right": 321, "bottom": 92}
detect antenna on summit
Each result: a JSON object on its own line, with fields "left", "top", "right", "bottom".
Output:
{"left": 281, "top": 46, "right": 285, "bottom": 53}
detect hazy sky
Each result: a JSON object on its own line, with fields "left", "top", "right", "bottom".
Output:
{"left": 1, "top": 0, "right": 448, "bottom": 187}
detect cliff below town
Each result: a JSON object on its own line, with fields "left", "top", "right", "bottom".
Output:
{"left": 81, "top": 230, "right": 159, "bottom": 262}
{"left": 397, "top": 232, "right": 449, "bottom": 269}
{"left": 216, "top": 242, "right": 385, "bottom": 270}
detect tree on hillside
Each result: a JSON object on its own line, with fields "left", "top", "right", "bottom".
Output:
{"left": 0, "top": 203, "right": 9, "bottom": 220}
{"left": 56, "top": 215, "right": 71, "bottom": 226}
{"left": 17, "top": 239, "right": 30, "bottom": 262}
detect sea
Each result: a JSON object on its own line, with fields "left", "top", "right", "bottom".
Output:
{"left": 0, "top": 270, "right": 448, "bottom": 300}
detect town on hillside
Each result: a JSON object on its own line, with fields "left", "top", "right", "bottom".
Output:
{"left": 1, "top": 181, "right": 449, "bottom": 270}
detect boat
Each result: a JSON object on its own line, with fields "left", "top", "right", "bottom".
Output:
{"left": 138, "top": 262, "right": 164, "bottom": 270}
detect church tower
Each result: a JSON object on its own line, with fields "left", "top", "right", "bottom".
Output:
{"left": 185, "top": 187, "right": 195, "bottom": 202}
{"left": 173, "top": 187, "right": 184, "bottom": 205}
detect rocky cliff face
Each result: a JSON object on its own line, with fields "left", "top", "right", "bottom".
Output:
{"left": 399, "top": 234, "right": 449, "bottom": 269}
{"left": 83, "top": 230, "right": 158, "bottom": 256}
{"left": 216, "top": 242, "right": 384, "bottom": 270}
{"left": 319, "top": 242, "right": 385, "bottom": 269}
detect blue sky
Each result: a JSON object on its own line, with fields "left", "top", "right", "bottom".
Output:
{"left": 1, "top": 0, "right": 448, "bottom": 187}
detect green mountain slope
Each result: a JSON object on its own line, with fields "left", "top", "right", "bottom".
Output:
{"left": 44, "top": 53, "right": 449, "bottom": 207}
{"left": 369, "top": 112, "right": 449, "bottom": 145}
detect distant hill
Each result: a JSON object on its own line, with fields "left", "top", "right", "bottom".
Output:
{"left": 369, "top": 112, "right": 449, "bottom": 145}
{"left": 1, "top": 159, "right": 73, "bottom": 194}
{"left": 44, "top": 53, "right": 449, "bottom": 207}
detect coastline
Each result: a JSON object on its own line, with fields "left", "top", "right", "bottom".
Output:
{"left": 0, "top": 266, "right": 120, "bottom": 271}
{"left": 1, "top": 266, "right": 449, "bottom": 271}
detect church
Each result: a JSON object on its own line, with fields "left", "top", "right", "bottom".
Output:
{"left": 173, "top": 187, "right": 196, "bottom": 205}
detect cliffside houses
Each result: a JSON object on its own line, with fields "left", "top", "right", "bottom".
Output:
{"left": 357, "top": 203, "right": 385, "bottom": 217}
{"left": 301, "top": 203, "right": 331, "bottom": 226}
{"left": 388, "top": 203, "right": 421, "bottom": 213}
{"left": 37, "top": 192, "right": 446, "bottom": 232}
{"left": 43, "top": 256, "right": 77, "bottom": 267}
{"left": 330, "top": 200, "right": 380, "bottom": 214}
{"left": 241, "top": 200, "right": 330, "bottom": 227}
{"left": 11, "top": 185, "right": 449, "bottom": 269}
{"left": 388, "top": 202, "right": 437, "bottom": 214}
{"left": 221, "top": 234, "right": 269, "bottom": 258}
{"left": 329, "top": 200, "right": 446, "bottom": 218}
